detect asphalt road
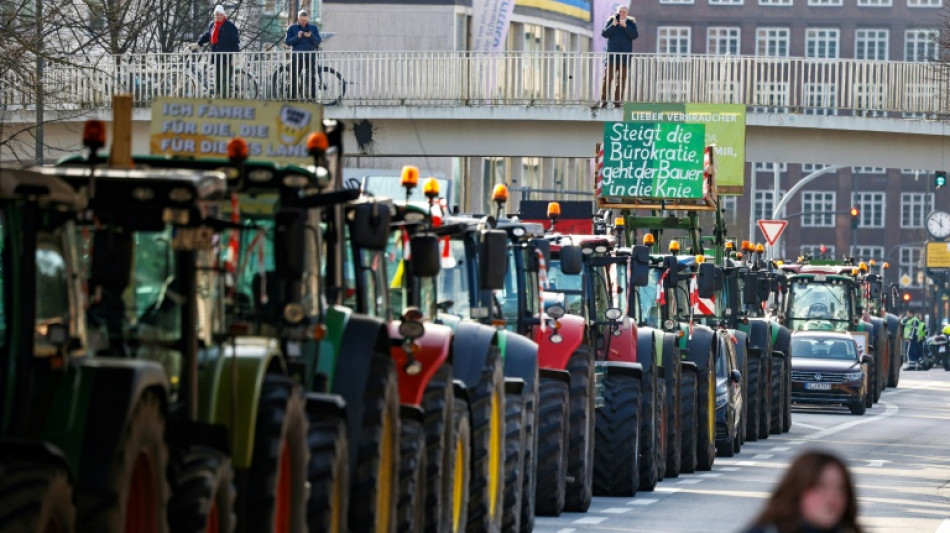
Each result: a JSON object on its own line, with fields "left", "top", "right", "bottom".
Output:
{"left": 535, "top": 369, "right": 950, "bottom": 532}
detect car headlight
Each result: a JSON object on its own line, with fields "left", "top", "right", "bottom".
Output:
{"left": 845, "top": 371, "right": 864, "bottom": 381}
{"left": 716, "top": 392, "right": 728, "bottom": 408}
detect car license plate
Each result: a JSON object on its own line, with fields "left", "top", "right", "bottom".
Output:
{"left": 805, "top": 382, "right": 831, "bottom": 390}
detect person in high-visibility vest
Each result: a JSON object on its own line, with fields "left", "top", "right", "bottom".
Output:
{"left": 903, "top": 312, "right": 921, "bottom": 368}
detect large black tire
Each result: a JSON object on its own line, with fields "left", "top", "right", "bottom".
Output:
{"left": 769, "top": 357, "right": 784, "bottom": 435}
{"left": 306, "top": 407, "right": 348, "bottom": 533}
{"left": 679, "top": 368, "right": 698, "bottom": 474}
{"left": 519, "top": 378, "right": 539, "bottom": 533}
{"left": 422, "top": 365, "right": 455, "bottom": 533}
{"left": 850, "top": 395, "right": 867, "bottom": 415}
{"left": 870, "top": 357, "right": 882, "bottom": 403}
{"left": 663, "top": 351, "right": 682, "bottom": 479}
{"left": 465, "top": 349, "right": 505, "bottom": 533}
{"left": 397, "top": 412, "right": 426, "bottom": 533}
{"left": 84, "top": 387, "right": 170, "bottom": 533}
{"left": 639, "top": 369, "right": 660, "bottom": 491}
{"left": 943, "top": 353, "right": 950, "bottom": 371}
{"left": 242, "top": 376, "right": 309, "bottom": 533}
{"left": 696, "top": 366, "right": 716, "bottom": 471}
{"left": 534, "top": 377, "right": 569, "bottom": 516}
{"left": 564, "top": 347, "right": 595, "bottom": 512}
{"left": 745, "top": 357, "right": 762, "bottom": 442}
{"left": 593, "top": 372, "right": 641, "bottom": 496}
{"left": 782, "top": 358, "right": 792, "bottom": 433}
{"left": 0, "top": 461, "right": 75, "bottom": 532}
{"left": 349, "top": 355, "right": 400, "bottom": 533}
{"left": 451, "top": 394, "right": 473, "bottom": 532}
{"left": 501, "top": 386, "right": 527, "bottom": 532}
{"left": 168, "top": 448, "right": 237, "bottom": 533}
{"left": 758, "top": 357, "right": 772, "bottom": 440}
{"left": 656, "top": 379, "right": 667, "bottom": 481}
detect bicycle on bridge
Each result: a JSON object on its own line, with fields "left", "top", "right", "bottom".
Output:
{"left": 160, "top": 44, "right": 259, "bottom": 99}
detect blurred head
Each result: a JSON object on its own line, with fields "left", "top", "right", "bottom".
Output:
{"left": 298, "top": 9, "right": 309, "bottom": 23}
{"left": 213, "top": 4, "right": 225, "bottom": 20}
{"left": 751, "top": 451, "right": 861, "bottom": 533}
{"left": 616, "top": 5, "right": 628, "bottom": 16}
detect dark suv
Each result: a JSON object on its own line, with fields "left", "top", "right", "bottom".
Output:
{"left": 791, "top": 332, "right": 872, "bottom": 415}
{"left": 715, "top": 333, "right": 743, "bottom": 457}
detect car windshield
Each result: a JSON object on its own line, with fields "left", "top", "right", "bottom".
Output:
{"left": 792, "top": 337, "right": 858, "bottom": 360}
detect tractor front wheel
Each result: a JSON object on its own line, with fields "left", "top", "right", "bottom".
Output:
{"left": 0, "top": 460, "right": 75, "bottom": 533}
{"left": 168, "top": 447, "right": 236, "bottom": 533}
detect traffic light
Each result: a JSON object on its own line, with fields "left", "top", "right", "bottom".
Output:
{"left": 850, "top": 207, "right": 860, "bottom": 229}
{"left": 937, "top": 171, "right": 947, "bottom": 189}
{"left": 902, "top": 292, "right": 911, "bottom": 302}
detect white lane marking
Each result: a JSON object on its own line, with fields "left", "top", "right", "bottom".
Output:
{"left": 936, "top": 520, "right": 950, "bottom": 533}
{"left": 677, "top": 479, "right": 703, "bottom": 485}
{"left": 655, "top": 487, "right": 682, "bottom": 493}
{"left": 753, "top": 454, "right": 774, "bottom": 460}
{"left": 556, "top": 529, "right": 577, "bottom": 533}
{"left": 803, "top": 401, "right": 899, "bottom": 440}
{"left": 628, "top": 498, "right": 658, "bottom": 505}
{"left": 794, "top": 421, "right": 826, "bottom": 430}
{"left": 770, "top": 446, "right": 791, "bottom": 452}
{"left": 738, "top": 461, "right": 759, "bottom": 466}
{"left": 573, "top": 517, "right": 608, "bottom": 525}
{"left": 718, "top": 466, "right": 740, "bottom": 472}
{"left": 600, "top": 507, "right": 631, "bottom": 514}
{"left": 787, "top": 440, "right": 807, "bottom": 446}
{"left": 699, "top": 473, "right": 722, "bottom": 478}
{"left": 866, "top": 459, "right": 889, "bottom": 467}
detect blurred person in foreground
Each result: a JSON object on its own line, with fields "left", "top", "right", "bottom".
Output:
{"left": 743, "top": 451, "right": 863, "bottom": 533}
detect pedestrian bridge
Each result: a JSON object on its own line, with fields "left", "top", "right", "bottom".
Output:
{"left": 2, "top": 51, "right": 949, "bottom": 169}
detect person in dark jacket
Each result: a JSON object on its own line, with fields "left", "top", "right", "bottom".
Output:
{"left": 597, "top": 5, "right": 638, "bottom": 108}
{"left": 193, "top": 5, "right": 241, "bottom": 98}
{"left": 285, "top": 9, "right": 323, "bottom": 99}
{"left": 743, "top": 451, "right": 863, "bottom": 533}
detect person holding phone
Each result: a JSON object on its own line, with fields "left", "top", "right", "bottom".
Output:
{"left": 597, "top": 5, "right": 638, "bottom": 109}
{"left": 285, "top": 9, "right": 323, "bottom": 99}
{"left": 194, "top": 5, "right": 240, "bottom": 98}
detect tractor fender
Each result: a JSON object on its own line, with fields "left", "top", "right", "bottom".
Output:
{"left": 315, "top": 305, "right": 353, "bottom": 391}
{"left": 744, "top": 319, "right": 772, "bottom": 354}
{"left": 451, "top": 321, "right": 498, "bottom": 390}
{"left": 660, "top": 330, "right": 680, "bottom": 373}
{"left": 885, "top": 313, "right": 900, "bottom": 339}
{"left": 635, "top": 327, "right": 656, "bottom": 375}
{"left": 603, "top": 361, "right": 643, "bottom": 380}
{"left": 200, "top": 336, "right": 286, "bottom": 470}
{"left": 535, "top": 314, "right": 586, "bottom": 371}
{"left": 606, "top": 318, "right": 639, "bottom": 364}
{"left": 685, "top": 326, "right": 716, "bottom": 372}
{"left": 680, "top": 360, "right": 698, "bottom": 375}
{"left": 305, "top": 391, "right": 347, "bottom": 423}
{"left": 500, "top": 329, "right": 539, "bottom": 391}
{"left": 389, "top": 320, "right": 454, "bottom": 406}
{"left": 538, "top": 368, "right": 571, "bottom": 385}
{"left": 0, "top": 440, "right": 72, "bottom": 481}
{"left": 868, "top": 317, "right": 886, "bottom": 350}
{"left": 732, "top": 330, "right": 749, "bottom": 372}
{"left": 771, "top": 323, "right": 792, "bottom": 355}
{"left": 504, "top": 378, "right": 526, "bottom": 396}
{"left": 73, "top": 358, "right": 169, "bottom": 491}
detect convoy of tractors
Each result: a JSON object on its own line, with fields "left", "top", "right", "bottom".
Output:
{"left": 0, "top": 110, "right": 904, "bottom": 532}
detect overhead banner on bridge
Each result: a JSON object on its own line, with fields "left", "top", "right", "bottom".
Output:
{"left": 599, "top": 121, "right": 706, "bottom": 199}
{"left": 149, "top": 98, "right": 323, "bottom": 166}
{"left": 472, "top": 0, "right": 517, "bottom": 53}
{"left": 623, "top": 103, "right": 746, "bottom": 195}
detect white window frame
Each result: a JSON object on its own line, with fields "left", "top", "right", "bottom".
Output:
{"left": 756, "top": 27, "right": 790, "bottom": 57}
{"left": 905, "top": 29, "right": 938, "bottom": 62}
{"left": 803, "top": 83, "right": 838, "bottom": 115}
{"left": 808, "top": 0, "right": 842, "bottom": 5}
{"left": 752, "top": 82, "right": 789, "bottom": 113}
{"left": 754, "top": 190, "right": 787, "bottom": 220}
{"left": 660, "top": 0, "right": 695, "bottom": 4}
{"left": 721, "top": 196, "right": 738, "bottom": 225}
{"left": 801, "top": 191, "right": 836, "bottom": 228}
{"left": 754, "top": 162, "right": 787, "bottom": 172}
{"left": 851, "top": 166, "right": 886, "bottom": 174}
{"left": 802, "top": 244, "right": 836, "bottom": 259}
{"left": 806, "top": 28, "right": 840, "bottom": 58}
{"left": 658, "top": 26, "right": 692, "bottom": 55}
{"left": 707, "top": 27, "right": 741, "bottom": 55}
{"left": 858, "top": 0, "right": 891, "bottom": 6}
{"left": 900, "top": 192, "right": 934, "bottom": 228}
{"left": 908, "top": 0, "right": 940, "bottom": 7}
{"left": 900, "top": 246, "right": 924, "bottom": 287}
{"left": 850, "top": 245, "right": 885, "bottom": 262}
{"left": 759, "top": 0, "right": 793, "bottom": 5}
{"left": 855, "top": 29, "right": 889, "bottom": 60}
{"left": 710, "top": 0, "right": 743, "bottom": 5}
{"left": 852, "top": 191, "right": 886, "bottom": 228}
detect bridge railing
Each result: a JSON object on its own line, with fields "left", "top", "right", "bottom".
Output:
{"left": 1, "top": 51, "right": 946, "bottom": 115}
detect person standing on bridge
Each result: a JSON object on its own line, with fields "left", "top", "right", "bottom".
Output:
{"left": 597, "top": 5, "right": 638, "bottom": 109}
{"left": 743, "top": 450, "right": 863, "bottom": 533}
{"left": 285, "top": 9, "right": 322, "bottom": 99}
{"left": 192, "top": 5, "right": 241, "bottom": 98}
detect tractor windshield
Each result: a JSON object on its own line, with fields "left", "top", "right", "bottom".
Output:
{"left": 386, "top": 229, "right": 437, "bottom": 319}
{"left": 545, "top": 259, "right": 584, "bottom": 316}
{"left": 786, "top": 280, "right": 852, "bottom": 331}
{"left": 437, "top": 238, "right": 472, "bottom": 320}
{"left": 496, "top": 245, "right": 539, "bottom": 332}
{"left": 635, "top": 267, "right": 664, "bottom": 328}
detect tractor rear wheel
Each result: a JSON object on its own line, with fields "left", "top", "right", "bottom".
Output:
{"left": 639, "top": 372, "right": 660, "bottom": 492}
{"left": 745, "top": 357, "right": 761, "bottom": 442}
{"left": 168, "top": 447, "right": 237, "bottom": 533}
{"left": 451, "top": 395, "right": 473, "bottom": 532}
{"left": 422, "top": 365, "right": 454, "bottom": 533}
{"left": 85, "top": 387, "right": 170, "bottom": 533}
{"left": 782, "top": 360, "right": 792, "bottom": 433}
{"left": 465, "top": 349, "right": 505, "bottom": 533}
{"left": 758, "top": 359, "right": 772, "bottom": 440}
{"left": 244, "top": 376, "right": 308, "bottom": 533}
{"left": 501, "top": 384, "right": 527, "bottom": 532}
{"left": 662, "top": 351, "right": 682, "bottom": 479}
{"left": 306, "top": 406, "right": 348, "bottom": 533}
{"left": 769, "top": 357, "right": 784, "bottom": 435}
{"left": 0, "top": 460, "right": 75, "bottom": 532}
{"left": 679, "top": 368, "right": 698, "bottom": 474}
{"left": 397, "top": 412, "right": 426, "bottom": 533}
{"left": 534, "top": 377, "right": 569, "bottom": 516}
{"left": 519, "top": 379, "right": 539, "bottom": 533}
{"left": 593, "top": 371, "right": 640, "bottom": 496}
{"left": 696, "top": 365, "right": 716, "bottom": 471}
{"left": 564, "top": 347, "right": 595, "bottom": 512}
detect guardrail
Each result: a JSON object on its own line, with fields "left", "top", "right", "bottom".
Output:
{"left": 1, "top": 51, "right": 946, "bottom": 115}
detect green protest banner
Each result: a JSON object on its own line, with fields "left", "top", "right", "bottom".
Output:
{"left": 623, "top": 103, "right": 746, "bottom": 195}
{"left": 599, "top": 121, "right": 706, "bottom": 200}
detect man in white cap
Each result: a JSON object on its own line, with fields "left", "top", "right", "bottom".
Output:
{"left": 194, "top": 4, "right": 241, "bottom": 97}
{"left": 285, "top": 8, "right": 322, "bottom": 99}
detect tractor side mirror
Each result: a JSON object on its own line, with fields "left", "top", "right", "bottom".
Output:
{"left": 410, "top": 233, "right": 441, "bottom": 277}
{"left": 559, "top": 245, "right": 583, "bottom": 275}
{"left": 631, "top": 245, "right": 650, "bottom": 287}
{"left": 662, "top": 255, "right": 680, "bottom": 287}
{"left": 714, "top": 266, "right": 724, "bottom": 291}
{"left": 743, "top": 275, "right": 759, "bottom": 306}
{"left": 275, "top": 209, "right": 306, "bottom": 280}
{"left": 91, "top": 230, "right": 133, "bottom": 294}
{"left": 757, "top": 272, "right": 771, "bottom": 303}
{"left": 480, "top": 230, "right": 508, "bottom": 290}
{"left": 697, "top": 262, "right": 716, "bottom": 299}
{"left": 350, "top": 202, "right": 392, "bottom": 251}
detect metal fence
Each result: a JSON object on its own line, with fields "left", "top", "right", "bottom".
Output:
{"left": 1, "top": 51, "right": 947, "bottom": 115}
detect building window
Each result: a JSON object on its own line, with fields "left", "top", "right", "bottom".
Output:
{"left": 850, "top": 246, "right": 885, "bottom": 262}
{"left": 759, "top": 0, "right": 793, "bottom": 5}
{"left": 808, "top": 0, "right": 842, "bottom": 5}
{"left": 660, "top": 0, "right": 694, "bottom": 4}
{"left": 905, "top": 29, "right": 938, "bottom": 61}
{"left": 755, "top": 162, "right": 787, "bottom": 172}
{"left": 803, "top": 83, "right": 838, "bottom": 115}
{"left": 852, "top": 191, "right": 886, "bottom": 228}
{"left": 806, "top": 28, "right": 840, "bottom": 58}
{"left": 900, "top": 246, "right": 924, "bottom": 287}
{"left": 854, "top": 83, "right": 887, "bottom": 116}
{"left": 901, "top": 192, "right": 933, "bottom": 228}
{"left": 658, "top": 27, "right": 691, "bottom": 55}
{"left": 707, "top": 27, "right": 740, "bottom": 54}
{"left": 756, "top": 27, "right": 790, "bottom": 56}
{"left": 721, "top": 196, "right": 737, "bottom": 225}
{"left": 851, "top": 167, "right": 885, "bottom": 174}
{"left": 908, "top": 0, "right": 940, "bottom": 7}
{"left": 710, "top": 0, "right": 743, "bottom": 5}
{"left": 855, "top": 29, "right": 889, "bottom": 60}
{"left": 802, "top": 244, "right": 836, "bottom": 259}
{"left": 801, "top": 191, "right": 836, "bottom": 227}
{"left": 858, "top": 0, "right": 891, "bottom": 6}
{"left": 752, "top": 82, "right": 789, "bottom": 112}
{"left": 754, "top": 190, "right": 786, "bottom": 220}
